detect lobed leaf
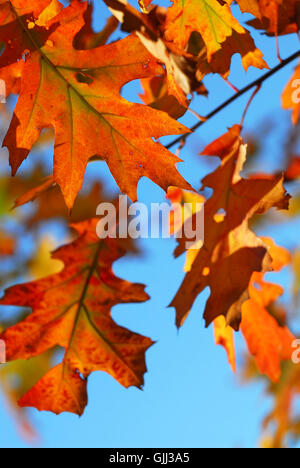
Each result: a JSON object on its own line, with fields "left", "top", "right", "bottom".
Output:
{"left": 0, "top": 219, "right": 153, "bottom": 415}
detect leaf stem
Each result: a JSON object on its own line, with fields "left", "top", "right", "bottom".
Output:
{"left": 166, "top": 50, "right": 300, "bottom": 150}
{"left": 240, "top": 84, "right": 261, "bottom": 127}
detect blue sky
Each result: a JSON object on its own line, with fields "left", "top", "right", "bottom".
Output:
{"left": 0, "top": 0, "right": 300, "bottom": 448}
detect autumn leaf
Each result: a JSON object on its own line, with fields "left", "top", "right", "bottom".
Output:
{"left": 170, "top": 125, "right": 290, "bottom": 330}
{"left": 111, "top": 0, "right": 267, "bottom": 102}
{"left": 197, "top": 29, "right": 268, "bottom": 80}
{"left": 164, "top": 0, "right": 245, "bottom": 60}
{"left": 168, "top": 193, "right": 293, "bottom": 376}
{"left": 282, "top": 61, "right": 300, "bottom": 125}
{"left": 241, "top": 239, "right": 295, "bottom": 382}
{"left": 12, "top": 176, "right": 140, "bottom": 247}
{"left": 13, "top": 175, "right": 55, "bottom": 210}
{"left": 168, "top": 188, "right": 236, "bottom": 371}
{"left": 213, "top": 315, "right": 236, "bottom": 372}
{"left": 2, "top": 0, "right": 191, "bottom": 209}
{"left": 136, "top": 32, "right": 190, "bottom": 109}
{"left": 10, "top": 169, "right": 107, "bottom": 228}
{"left": 233, "top": 0, "right": 282, "bottom": 32}
{"left": 0, "top": 0, "right": 56, "bottom": 61}
{"left": 285, "top": 156, "right": 300, "bottom": 181}
{"left": 0, "top": 233, "right": 62, "bottom": 440}
{"left": 167, "top": 186, "right": 205, "bottom": 242}
{"left": 104, "top": 0, "right": 208, "bottom": 97}
{"left": 0, "top": 0, "right": 299, "bottom": 446}
{"left": 0, "top": 219, "right": 153, "bottom": 415}
{"left": 168, "top": 190, "right": 236, "bottom": 374}
{"left": 104, "top": 0, "right": 206, "bottom": 103}
{"left": 241, "top": 281, "right": 294, "bottom": 382}
{"left": 4, "top": 166, "right": 126, "bottom": 235}
{"left": 239, "top": 0, "right": 300, "bottom": 36}
{"left": 104, "top": 0, "right": 158, "bottom": 36}
{"left": 0, "top": 0, "right": 59, "bottom": 94}
{"left": 73, "top": 3, "right": 118, "bottom": 50}
{"left": 0, "top": 230, "right": 15, "bottom": 255}
{"left": 139, "top": 75, "right": 188, "bottom": 119}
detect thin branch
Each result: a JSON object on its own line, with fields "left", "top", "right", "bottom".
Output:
{"left": 166, "top": 50, "right": 300, "bottom": 150}
{"left": 240, "top": 84, "right": 261, "bottom": 127}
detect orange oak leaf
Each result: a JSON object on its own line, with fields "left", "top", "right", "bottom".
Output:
{"left": 139, "top": 76, "right": 188, "bottom": 119}
{"left": 282, "top": 62, "right": 300, "bottom": 125}
{"left": 112, "top": 0, "right": 266, "bottom": 83}
{"left": 167, "top": 186, "right": 205, "bottom": 240}
{"left": 168, "top": 188, "right": 235, "bottom": 371}
{"left": 73, "top": 3, "right": 118, "bottom": 50}
{"left": 164, "top": 0, "right": 245, "bottom": 60}
{"left": 16, "top": 180, "right": 110, "bottom": 230}
{"left": 197, "top": 29, "right": 268, "bottom": 80}
{"left": 167, "top": 188, "right": 236, "bottom": 371}
{"left": 237, "top": 0, "right": 300, "bottom": 36}
{"left": 2, "top": 0, "right": 190, "bottom": 209}
{"left": 213, "top": 315, "right": 236, "bottom": 372}
{"left": 233, "top": 0, "right": 282, "bottom": 32}
{"left": 0, "top": 230, "right": 15, "bottom": 255}
{"left": 170, "top": 125, "right": 290, "bottom": 330}
{"left": 13, "top": 175, "right": 55, "bottom": 209}
{"left": 0, "top": 0, "right": 59, "bottom": 96}
{"left": 167, "top": 192, "right": 293, "bottom": 376}
{"left": 0, "top": 0, "right": 55, "bottom": 61}
{"left": 6, "top": 168, "right": 117, "bottom": 231}
{"left": 0, "top": 219, "right": 153, "bottom": 415}
{"left": 135, "top": 32, "right": 190, "bottom": 109}
{"left": 241, "top": 239, "right": 295, "bottom": 382}
{"left": 104, "top": 0, "right": 208, "bottom": 98}
{"left": 285, "top": 156, "right": 300, "bottom": 181}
